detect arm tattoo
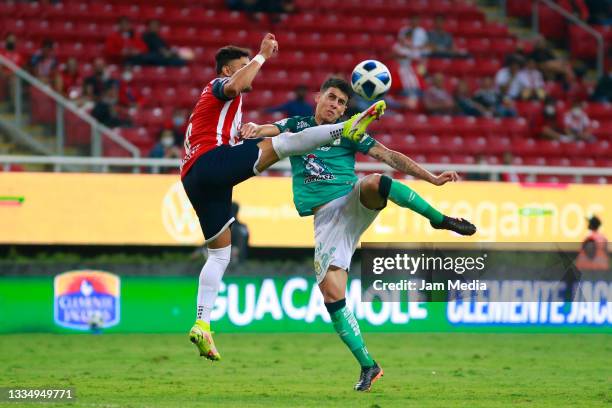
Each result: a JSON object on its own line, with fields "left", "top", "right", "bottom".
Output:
{"left": 370, "top": 144, "right": 434, "bottom": 182}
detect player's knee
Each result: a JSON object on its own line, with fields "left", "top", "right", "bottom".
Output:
{"left": 361, "top": 173, "right": 382, "bottom": 194}
{"left": 204, "top": 245, "right": 232, "bottom": 269}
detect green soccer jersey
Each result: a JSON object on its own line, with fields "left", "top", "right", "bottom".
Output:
{"left": 273, "top": 115, "right": 376, "bottom": 216}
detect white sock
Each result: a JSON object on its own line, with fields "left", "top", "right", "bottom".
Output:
{"left": 196, "top": 244, "right": 231, "bottom": 323}
{"left": 271, "top": 122, "right": 344, "bottom": 159}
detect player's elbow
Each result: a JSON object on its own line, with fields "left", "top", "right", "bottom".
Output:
{"left": 223, "top": 83, "right": 241, "bottom": 99}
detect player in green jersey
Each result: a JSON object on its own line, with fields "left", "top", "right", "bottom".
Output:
{"left": 240, "top": 77, "right": 476, "bottom": 391}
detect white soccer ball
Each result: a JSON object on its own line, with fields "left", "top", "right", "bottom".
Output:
{"left": 350, "top": 60, "right": 392, "bottom": 101}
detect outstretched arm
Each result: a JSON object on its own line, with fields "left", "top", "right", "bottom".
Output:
{"left": 367, "top": 141, "right": 458, "bottom": 186}
{"left": 223, "top": 33, "right": 278, "bottom": 98}
{"left": 239, "top": 123, "right": 281, "bottom": 138}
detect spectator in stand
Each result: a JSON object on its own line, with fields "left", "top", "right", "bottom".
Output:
{"left": 91, "top": 88, "right": 131, "bottom": 128}
{"left": 539, "top": 100, "right": 564, "bottom": 141}
{"left": 563, "top": 101, "right": 595, "bottom": 142}
{"left": 55, "top": 57, "right": 82, "bottom": 99}
{"left": 0, "top": 34, "right": 25, "bottom": 105}
{"left": 592, "top": 68, "right": 612, "bottom": 102}
{"left": 495, "top": 55, "right": 522, "bottom": 96}
{"left": 586, "top": 0, "right": 612, "bottom": 25}
{"left": 423, "top": 73, "right": 455, "bottom": 115}
{"left": 508, "top": 57, "right": 546, "bottom": 101}
{"left": 455, "top": 80, "right": 488, "bottom": 117}
{"left": 170, "top": 108, "right": 189, "bottom": 145}
{"left": 228, "top": 0, "right": 294, "bottom": 20}
{"left": 501, "top": 151, "right": 520, "bottom": 183}
{"left": 230, "top": 202, "right": 250, "bottom": 264}
{"left": 141, "top": 19, "right": 186, "bottom": 67}
{"left": 530, "top": 36, "right": 575, "bottom": 85}
{"left": 117, "top": 65, "right": 142, "bottom": 110}
{"left": 466, "top": 154, "right": 490, "bottom": 181}
{"left": 392, "top": 27, "right": 427, "bottom": 62}
{"left": 83, "top": 58, "right": 117, "bottom": 100}
{"left": 30, "top": 39, "right": 58, "bottom": 83}
{"left": 149, "top": 128, "right": 181, "bottom": 158}
{"left": 105, "top": 17, "right": 148, "bottom": 65}
{"left": 560, "top": 0, "right": 590, "bottom": 21}
{"left": 399, "top": 15, "right": 428, "bottom": 53}
{"left": 0, "top": 33, "right": 25, "bottom": 69}
{"left": 266, "top": 85, "right": 313, "bottom": 117}
{"left": 427, "top": 16, "right": 467, "bottom": 58}
{"left": 392, "top": 25, "right": 427, "bottom": 109}
{"left": 474, "top": 77, "right": 517, "bottom": 118}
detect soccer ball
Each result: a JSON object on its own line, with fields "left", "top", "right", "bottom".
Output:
{"left": 350, "top": 60, "right": 392, "bottom": 101}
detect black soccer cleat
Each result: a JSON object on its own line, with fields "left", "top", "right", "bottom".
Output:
{"left": 354, "top": 362, "right": 383, "bottom": 392}
{"left": 431, "top": 216, "right": 477, "bottom": 236}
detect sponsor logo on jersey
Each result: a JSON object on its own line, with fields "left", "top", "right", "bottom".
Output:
{"left": 54, "top": 270, "right": 120, "bottom": 330}
{"left": 275, "top": 118, "right": 289, "bottom": 127}
{"left": 303, "top": 154, "right": 335, "bottom": 184}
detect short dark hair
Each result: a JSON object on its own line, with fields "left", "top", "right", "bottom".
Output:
{"left": 215, "top": 46, "right": 250, "bottom": 75}
{"left": 320, "top": 77, "right": 353, "bottom": 101}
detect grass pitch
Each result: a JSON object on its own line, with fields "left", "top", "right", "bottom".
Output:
{"left": 0, "top": 333, "right": 610, "bottom": 407}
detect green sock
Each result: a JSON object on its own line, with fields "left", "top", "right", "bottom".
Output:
{"left": 328, "top": 304, "right": 374, "bottom": 368}
{"left": 388, "top": 179, "right": 444, "bottom": 225}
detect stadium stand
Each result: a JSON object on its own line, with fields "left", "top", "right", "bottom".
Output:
{"left": 0, "top": 0, "right": 611, "bottom": 183}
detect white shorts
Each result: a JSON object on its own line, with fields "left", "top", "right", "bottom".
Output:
{"left": 313, "top": 178, "right": 382, "bottom": 283}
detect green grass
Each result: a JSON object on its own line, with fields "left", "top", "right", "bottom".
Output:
{"left": 0, "top": 333, "right": 610, "bottom": 407}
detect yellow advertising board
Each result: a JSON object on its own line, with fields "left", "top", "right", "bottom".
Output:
{"left": 0, "top": 172, "right": 610, "bottom": 247}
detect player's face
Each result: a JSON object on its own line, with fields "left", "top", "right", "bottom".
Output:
{"left": 223, "top": 56, "right": 252, "bottom": 91}
{"left": 315, "top": 87, "right": 348, "bottom": 124}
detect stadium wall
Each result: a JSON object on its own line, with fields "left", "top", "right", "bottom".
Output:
{"left": 1, "top": 276, "right": 610, "bottom": 334}
{"left": 0, "top": 172, "right": 610, "bottom": 247}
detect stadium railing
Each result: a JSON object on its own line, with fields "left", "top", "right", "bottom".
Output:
{"left": 1, "top": 155, "right": 611, "bottom": 182}
{"left": 0, "top": 54, "right": 139, "bottom": 158}
{"left": 532, "top": 0, "right": 605, "bottom": 78}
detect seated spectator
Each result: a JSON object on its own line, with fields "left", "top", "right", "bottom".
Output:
{"left": 228, "top": 0, "right": 295, "bottom": 20}
{"left": 586, "top": 0, "right": 612, "bottom": 25}
{"left": 394, "top": 61, "right": 425, "bottom": 110}
{"left": 0, "top": 33, "right": 25, "bottom": 70}
{"left": 501, "top": 151, "right": 520, "bottom": 182}
{"left": 83, "top": 58, "right": 117, "bottom": 100}
{"left": 91, "top": 88, "right": 131, "bottom": 128}
{"left": 539, "top": 101, "right": 564, "bottom": 141}
{"left": 0, "top": 33, "right": 25, "bottom": 102}
{"left": 408, "top": 16, "right": 428, "bottom": 51}
{"left": 141, "top": 19, "right": 186, "bottom": 67}
{"left": 266, "top": 85, "right": 313, "bottom": 117}
{"left": 495, "top": 55, "right": 522, "bottom": 95}
{"left": 455, "top": 80, "right": 488, "bottom": 117}
{"left": 591, "top": 68, "right": 612, "bottom": 102}
{"left": 563, "top": 101, "right": 595, "bottom": 142}
{"left": 466, "top": 154, "right": 490, "bottom": 181}
{"left": 508, "top": 57, "right": 546, "bottom": 101}
{"left": 560, "top": 0, "right": 589, "bottom": 21}
{"left": 530, "top": 36, "right": 575, "bottom": 85}
{"left": 105, "top": 17, "right": 148, "bottom": 65}
{"left": 149, "top": 128, "right": 181, "bottom": 158}
{"left": 117, "top": 66, "right": 142, "bottom": 109}
{"left": 391, "top": 28, "right": 426, "bottom": 62}
{"left": 55, "top": 57, "right": 82, "bottom": 99}
{"left": 170, "top": 108, "right": 188, "bottom": 142}
{"left": 423, "top": 73, "right": 455, "bottom": 115}
{"left": 474, "top": 77, "right": 517, "bottom": 118}
{"left": 30, "top": 39, "right": 58, "bottom": 83}
{"left": 427, "top": 16, "right": 468, "bottom": 58}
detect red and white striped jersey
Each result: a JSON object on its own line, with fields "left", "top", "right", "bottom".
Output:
{"left": 180, "top": 77, "right": 243, "bottom": 178}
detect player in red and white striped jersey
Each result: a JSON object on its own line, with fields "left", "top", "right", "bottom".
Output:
{"left": 183, "top": 33, "right": 387, "bottom": 361}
